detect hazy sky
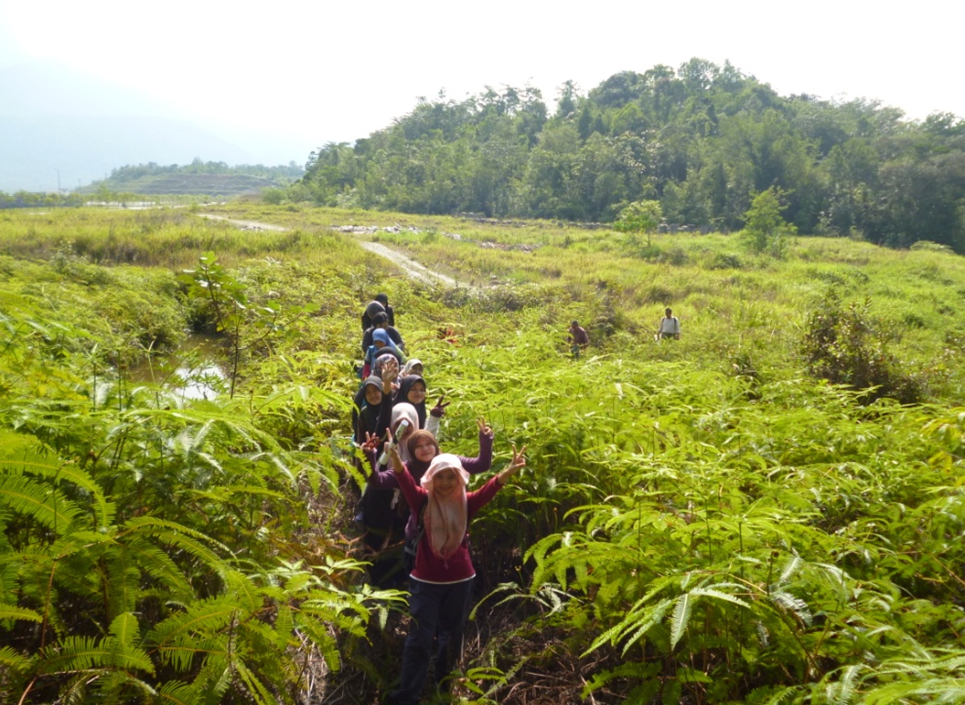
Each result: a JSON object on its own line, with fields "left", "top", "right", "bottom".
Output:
{"left": 2, "top": 0, "right": 963, "bottom": 164}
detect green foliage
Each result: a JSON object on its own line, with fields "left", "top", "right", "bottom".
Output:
{"left": 2, "top": 203, "right": 965, "bottom": 703}
{"left": 742, "top": 187, "right": 796, "bottom": 257}
{"left": 262, "top": 187, "right": 286, "bottom": 205}
{"left": 296, "top": 61, "right": 965, "bottom": 254}
{"left": 615, "top": 200, "right": 662, "bottom": 234}
{"left": 801, "top": 291, "right": 925, "bottom": 403}
{"left": 179, "top": 253, "right": 314, "bottom": 397}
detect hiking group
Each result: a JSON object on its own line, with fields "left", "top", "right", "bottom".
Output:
{"left": 349, "top": 294, "right": 680, "bottom": 703}
{"left": 351, "top": 293, "right": 527, "bottom": 705}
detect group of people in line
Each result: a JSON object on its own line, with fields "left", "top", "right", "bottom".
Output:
{"left": 350, "top": 294, "right": 527, "bottom": 705}
{"left": 349, "top": 295, "right": 681, "bottom": 703}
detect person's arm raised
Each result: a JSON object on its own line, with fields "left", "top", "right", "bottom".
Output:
{"left": 496, "top": 443, "right": 527, "bottom": 486}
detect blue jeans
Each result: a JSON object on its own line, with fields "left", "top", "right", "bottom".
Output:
{"left": 390, "top": 578, "right": 474, "bottom": 705}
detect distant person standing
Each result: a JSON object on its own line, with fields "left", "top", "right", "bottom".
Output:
{"left": 657, "top": 308, "right": 680, "bottom": 340}
{"left": 568, "top": 320, "right": 589, "bottom": 358}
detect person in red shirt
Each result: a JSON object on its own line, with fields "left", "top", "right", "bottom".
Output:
{"left": 376, "top": 429, "right": 526, "bottom": 705}
{"left": 568, "top": 320, "right": 589, "bottom": 358}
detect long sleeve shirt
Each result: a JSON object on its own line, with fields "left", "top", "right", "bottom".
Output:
{"left": 364, "top": 430, "right": 494, "bottom": 539}
{"left": 395, "top": 465, "right": 502, "bottom": 584}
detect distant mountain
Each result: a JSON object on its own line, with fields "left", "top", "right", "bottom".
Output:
{"left": 0, "top": 61, "right": 300, "bottom": 192}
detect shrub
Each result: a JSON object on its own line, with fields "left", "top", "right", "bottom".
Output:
{"left": 262, "top": 187, "right": 286, "bottom": 205}
{"left": 800, "top": 292, "right": 925, "bottom": 403}
{"left": 706, "top": 252, "right": 744, "bottom": 270}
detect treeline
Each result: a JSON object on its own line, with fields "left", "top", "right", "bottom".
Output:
{"left": 299, "top": 58, "right": 965, "bottom": 253}
{"left": 0, "top": 191, "right": 86, "bottom": 209}
{"left": 101, "top": 158, "right": 304, "bottom": 185}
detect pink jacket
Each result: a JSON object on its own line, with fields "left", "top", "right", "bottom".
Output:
{"left": 394, "top": 465, "right": 502, "bottom": 584}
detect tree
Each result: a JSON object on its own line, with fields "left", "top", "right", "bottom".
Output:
{"left": 741, "top": 187, "right": 796, "bottom": 256}
{"left": 615, "top": 200, "right": 662, "bottom": 247}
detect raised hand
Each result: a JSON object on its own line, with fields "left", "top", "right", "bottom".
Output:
{"left": 498, "top": 443, "right": 527, "bottom": 484}
{"left": 380, "top": 357, "right": 400, "bottom": 394}
{"left": 430, "top": 396, "right": 451, "bottom": 418}
{"left": 476, "top": 416, "right": 493, "bottom": 437}
{"left": 361, "top": 431, "right": 381, "bottom": 452}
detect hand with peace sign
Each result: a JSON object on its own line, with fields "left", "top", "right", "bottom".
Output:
{"left": 497, "top": 443, "right": 527, "bottom": 485}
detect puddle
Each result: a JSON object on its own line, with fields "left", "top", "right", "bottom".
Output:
{"left": 125, "top": 333, "right": 228, "bottom": 401}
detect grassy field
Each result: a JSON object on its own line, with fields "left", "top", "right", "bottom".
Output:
{"left": 1, "top": 203, "right": 964, "bottom": 703}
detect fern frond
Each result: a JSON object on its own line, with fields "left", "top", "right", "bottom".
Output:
{"left": 670, "top": 593, "right": 692, "bottom": 650}
{"left": 582, "top": 597, "right": 671, "bottom": 657}
{"left": 107, "top": 548, "right": 141, "bottom": 617}
{"left": 0, "top": 644, "right": 33, "bottom": 671}
{"left": 824, "top": 664, "right": 862, "bottom": 705}
{"left": 147, "top": 600, "right": 239, "bottom": 669}
{"left": 770, "top": 590, "right": 813, "bottom": 627}
{"left": 296, "top": 615, "right": 341, "bottom": 672}
{"left": 618, "top": 598, "right": 674, "bottom": 657}
{"left": 123, "top": 516, "right": 231, "bottom": 570}
{"left": 37, "top": 634, "right": 154, "bottom": 674}
{"left": 273, "top": 604, "right": 294, "bottom": 650}
{"left": 234, "top": 658, "right": 275, "bottom": 705}
{"left": 157, "top": 680, "right": 200, "bottom": 705}
{"left": 778, "top": 555, "right": 803, "bottom": 585}
{"left": 690, "top": 587, "right": 752, "bottom": 609}
{"left": 122, "top": 538, "right": 192, "bottom": 597}
{"left": 109, "top": 612, "right": 140, "bottom": 646}
{"left": 0, "top": 602, "right": 43, "bottom": 623}
{"left": 223, "top": 569, "right": 262, "bottom": 612}
{"left": 0, "top": 454, "right": 113, "bottom": 528}
{"left": 0, "top": 475, "right": 81, "bottom": 534}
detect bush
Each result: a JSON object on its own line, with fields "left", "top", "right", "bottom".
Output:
{"left": 262, "top": 187, "right": 286, "bottom": 205}
{"left": 707, "top": 252, "right": 744, "bottom": 270}
{"left": 801, "top": 292, "right": 925, "bottom": 403}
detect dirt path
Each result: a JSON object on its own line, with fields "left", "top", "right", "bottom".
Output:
{"left": 197, "top": 214, "right": 290, "bottom": 232}
{"left": 198, "top": 214, "right": 467, "bottom": 287}
{"left": 358, "top": 240, "right": 459, "bottom": 287}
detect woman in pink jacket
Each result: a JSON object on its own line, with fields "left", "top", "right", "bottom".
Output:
{"left": 376, "top": 429, "right": 526, "bottom": 705}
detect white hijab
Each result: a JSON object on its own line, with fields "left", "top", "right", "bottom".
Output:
{"left": 420, "top": 454, "right": 469, "bottom": 559}
{"left": 391, "top": 403, "right": 420, "bottom": 464}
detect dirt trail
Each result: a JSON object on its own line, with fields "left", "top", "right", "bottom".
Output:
{"left": 197, "top": 214, "right": 290, "bottom": 232}
{"left": 198, "top": 214, "right": 467, "bottom": 287}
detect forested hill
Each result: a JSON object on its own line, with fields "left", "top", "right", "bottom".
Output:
{"left": 298, "top": 58, "right": 965, "bottom": 254}
{"left": 80, "top": 160, "right": 304, "bottom": 197}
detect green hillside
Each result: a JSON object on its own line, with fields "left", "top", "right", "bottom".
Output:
{"left": 296, "top": 58, "right": 965, "bottom": 255}
{"left": 0, "top": 203, "right": 963, "bottom": 703}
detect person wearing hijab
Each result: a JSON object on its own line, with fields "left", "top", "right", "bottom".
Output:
{"left": 351, "top": 376, "right": 383, "bottom": 445}
{"left": 361, "top": 329, "right": 404, "bottom": 379}
{"left": 364, "top": 418, "right": 494, "bottom": 550}
{"left": 361, "top": 311, "right": 405, "bottom": 353}
{"left": 375, "top": 293, "right": 395, "bottom": 327}
{"left": 381, "top": 437, "right": 526, "bottom": 705}
{"left": 395, "top": 374, "right": 449, "bottom": 438}
{"left": 402, "top": 358, "right": 424, "bottom": 377}
{"left": 361, "top": 299, "right": 386, "bottom": 331}
{"left": 354, "top": 401, "right": 420, "bottom": 588}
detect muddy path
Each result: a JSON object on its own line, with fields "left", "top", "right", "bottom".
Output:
{"left": 198, "top": 214, "right": 467, "bottom": 288}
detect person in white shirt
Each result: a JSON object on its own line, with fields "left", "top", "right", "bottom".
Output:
{"left": 658, "top": 308, "right": 681, "bottom": 340}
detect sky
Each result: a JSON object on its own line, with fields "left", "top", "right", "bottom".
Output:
{"left": 2, "top": 0, "right": 963, "bottom": 166}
